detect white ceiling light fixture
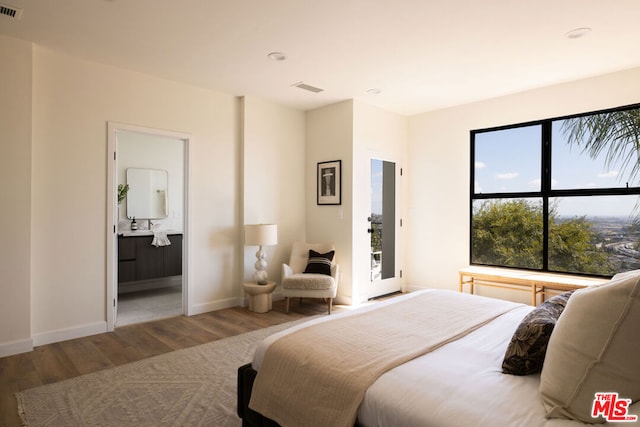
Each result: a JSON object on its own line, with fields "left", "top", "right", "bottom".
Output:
{"left": 366, "top": 88, "right": 382, "bottom": 95}
{"left": 565, "top": 27, "right": 592, "bottom": 39}
{"left": 267, "top": 52, "right": 287, "bottom": 61}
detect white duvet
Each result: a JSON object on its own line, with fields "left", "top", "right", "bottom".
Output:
{"left": 252, "top": 290, "right": 640, "bottom": 427}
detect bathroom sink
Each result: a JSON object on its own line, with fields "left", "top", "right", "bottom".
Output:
{"left": 119, "top": 229, "right": 181, "bottom": 237}
{"left": 120, "top": 230, "right": 153, "bottom": 237}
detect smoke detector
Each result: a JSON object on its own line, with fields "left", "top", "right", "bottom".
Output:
{"left": 565, "top": 27, "right": 592, "bottom": 39}
{"left": 267, "top": 52, "right": 287, "bottom": 61}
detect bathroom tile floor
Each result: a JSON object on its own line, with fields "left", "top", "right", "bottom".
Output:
{"left": 116, "top": 286, "right": 183, "bottom": 327}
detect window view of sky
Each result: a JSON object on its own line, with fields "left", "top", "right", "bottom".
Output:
{"left": 552, "top": 120, "right": 640, "bottom": 191}
{"left": 371, "top": 159, "right": 383, "bottom": 215}
{"left": 474, "top": 123, "right": 640, "bottom": 217}
{"left": 474, "top": 125, "right": 541, "bottom": 194}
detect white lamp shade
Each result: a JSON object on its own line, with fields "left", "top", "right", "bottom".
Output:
{"left": 245, "top": 224, "right": 278, "bottom": 246}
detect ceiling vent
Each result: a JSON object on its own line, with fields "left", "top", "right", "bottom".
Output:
{"left": 292, "top": 82, "right": 324, "bottom": 93}
{"left": 0, "top": 3, "right": 23, "bottom": 19}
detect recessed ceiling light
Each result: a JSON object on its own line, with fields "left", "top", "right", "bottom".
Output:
{"left": 366, "top": 88, "right": 382, "bottom": 95}
{"left": 565, "top": 27, "right": 592, "bottom": 39}
{"left": 267, "top": 52, "right": 287, "bottom": 61}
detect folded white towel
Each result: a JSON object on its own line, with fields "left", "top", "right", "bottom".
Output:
{"left": 152, "top": 230, "right": 171, "bottom": 247}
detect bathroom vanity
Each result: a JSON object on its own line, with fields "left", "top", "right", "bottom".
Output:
{"left": 117, "top": 232, "right": 183, "bottom": 293}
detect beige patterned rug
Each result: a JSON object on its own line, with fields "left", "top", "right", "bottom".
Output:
{"left": 16, "top": 319, "right": 312, "bottom": 426}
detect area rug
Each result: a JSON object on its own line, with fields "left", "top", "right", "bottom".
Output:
{"left": 16, "top": 318, "right": 314, "bottom": 427}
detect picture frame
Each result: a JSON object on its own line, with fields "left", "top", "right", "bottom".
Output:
{"left": 317, "top": 160, "right": 342, "bottom": 205}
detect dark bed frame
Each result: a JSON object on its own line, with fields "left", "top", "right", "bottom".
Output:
{"left": 237, "top": 363, "right": 362, "bottom": 427}
{"left": 237, "top": 363, "right": 282, "bottom": 427}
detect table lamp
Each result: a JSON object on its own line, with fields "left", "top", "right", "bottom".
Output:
{"left": 245, "top": 224, "right": 278, "bottom": 284}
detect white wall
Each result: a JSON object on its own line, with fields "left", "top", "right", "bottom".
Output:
{"left": 352, "top": 101, "right": 409, "bottom": 302}
{"left": 305, "top": 100, "right": 408, "bottom": 304}
{"left": 305, "top": 101, "right": 354, "bottom": 303}
{"left": 406, "top": 66, "right": 640, "bottom": 302}
{"left": 29, "top": 45, "right": 242, "bottom": 342}
{"left": 0, "top": 38, "right": 308, "bottom": 355}
{"left": 241, "top": 96, "right": 306, "bottom": 290}
{"left": 0, "top": 35, "right": 33, "bottom": 357}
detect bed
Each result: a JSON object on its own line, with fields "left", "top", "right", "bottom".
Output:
{"left": 237, "top": 271, "right": 640, "bottom": 427}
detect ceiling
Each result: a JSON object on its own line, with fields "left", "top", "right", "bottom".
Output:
{"left": 1, "top": 0, "right": 640, "bottom": 115}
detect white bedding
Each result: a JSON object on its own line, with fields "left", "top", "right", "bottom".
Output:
{"left": 252, "top": 290, "right": 640, "bottom": 427}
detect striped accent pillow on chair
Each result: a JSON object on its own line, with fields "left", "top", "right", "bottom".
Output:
{"left": 303, "top": 250, "right": 335, "bottom": 276}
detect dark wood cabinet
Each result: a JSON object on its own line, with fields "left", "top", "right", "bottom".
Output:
{"left": 117, "top": 233, "right": 183, "bottom": 293}
{"left": 117, "top": 237, "right": 137, "bottom": 283}
{"left": 136, "top": 240, "right": 166, "bottom": 280}
{"left": 163, "top": 239, "right": 183, "bottom": 277}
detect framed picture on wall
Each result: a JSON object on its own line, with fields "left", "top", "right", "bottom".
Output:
{"left": 317, "top": 160, "right": 341, "bottom": 205}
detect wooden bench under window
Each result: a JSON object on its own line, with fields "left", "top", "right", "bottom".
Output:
{"left": 459, "top": 266, "right": 608, "bottom": 306}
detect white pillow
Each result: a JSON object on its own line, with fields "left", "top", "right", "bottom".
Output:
{"left": 539, "top": 270, "right": 640, "bottom": 423}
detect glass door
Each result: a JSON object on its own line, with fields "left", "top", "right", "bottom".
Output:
{"left": 369, "top": 158, "right": 401, "bottom": 298}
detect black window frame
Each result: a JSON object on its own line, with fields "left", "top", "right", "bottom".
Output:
{"left": 470, "top": 102, "right": 640, "bottom": 278}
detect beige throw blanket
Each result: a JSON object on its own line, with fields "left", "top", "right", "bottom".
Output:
{"left": 249, "top": 290, "right": 518, "bottom": 427}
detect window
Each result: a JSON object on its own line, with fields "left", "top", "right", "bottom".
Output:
{"left": 471, "top": 104, "right": 640, "bottom": 277}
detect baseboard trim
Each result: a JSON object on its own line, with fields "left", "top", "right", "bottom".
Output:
{"left": 32, "top": 321, "right": 107, "bottom": 347}
{"left": 0, "top": 337, "right": 34, "bottom": 358}
{"left": 188, "top": 297, "right": 241, "bottom": 315}
{"left": 334, "top": 294, "right": 353, "bottom": 306}
{"left": 405, "top": 284, "right": 428, "bottom": 293}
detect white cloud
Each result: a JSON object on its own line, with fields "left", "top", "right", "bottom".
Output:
{"left": 496, "top": 172, "right": 519, "bottom": 180}
{"left": 475, "top": 161, "right": 486, "bottom": 169}
{"left": 529, "top": 178, "right": 557, "bottom": 188}
{"left": 598, "top": 170, "right": 619, "bottom": 178}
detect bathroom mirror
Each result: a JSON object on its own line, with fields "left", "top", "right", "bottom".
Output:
{"left": 126, "top": 168, "right": 169, "bottom": 219}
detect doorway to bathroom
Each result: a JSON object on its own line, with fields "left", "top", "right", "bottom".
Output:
{"left": 107, "top": 123, "right": 189, "bottom": 330}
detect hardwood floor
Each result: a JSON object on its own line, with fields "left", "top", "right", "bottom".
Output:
{"left": 0, "top": 298, "right": 339, "bottom": 427}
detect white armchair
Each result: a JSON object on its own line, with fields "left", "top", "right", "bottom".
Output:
{"left": 281, "top": 242, "right": 339, "bottom": 314}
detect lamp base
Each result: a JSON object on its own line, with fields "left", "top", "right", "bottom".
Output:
{"left": 254, "top": 246, "right": 269, "bottom": 285}
{"left": 254, "top": 271, "right": 268, "bottom": 285}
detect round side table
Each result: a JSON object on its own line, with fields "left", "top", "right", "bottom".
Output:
{"left": 242, "top": 281, "right": 277, "bottom": 313}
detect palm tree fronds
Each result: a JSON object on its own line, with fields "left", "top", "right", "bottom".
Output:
{"left": 561, "top": 109, "right": 640, "bottom": 184}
